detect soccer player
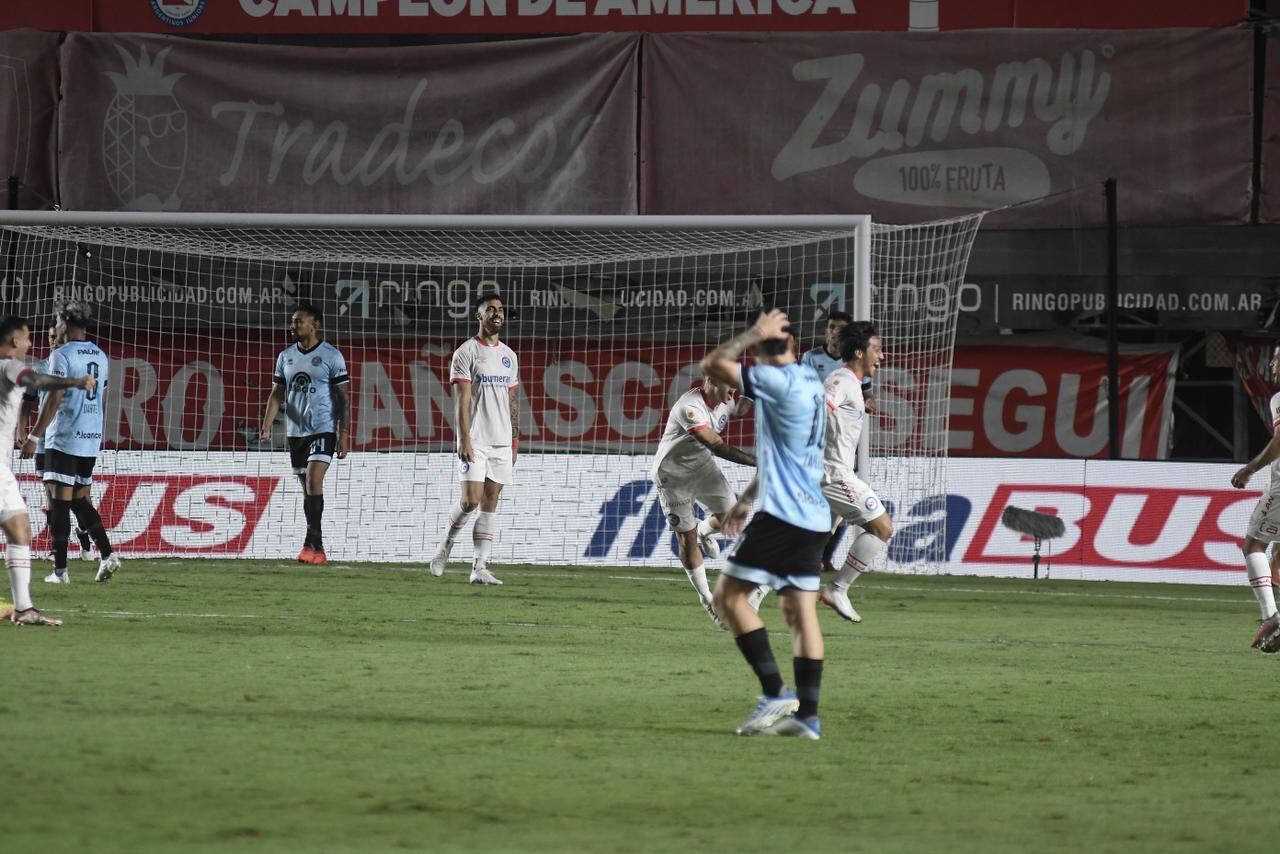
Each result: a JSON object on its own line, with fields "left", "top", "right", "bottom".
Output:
{"left": 1231, "top": 342, "right": 1280, "bottom": 652}
{"left": 21, "top": 302, "right": 120, "bottom": 583}
{"left": 430, "top": 293, "right": 520, "bottom": 586}
{"left": 652, "top": 376, "right": 757, "bottom": 628}
{"left": 701, "top": 308, "right": 831, "bottom": 740}
{"left": 818, "top": 321, "right": 892, "bottom": 624}
{"left": 259, "top": 303, "right": 350, "bottom": 565}
{"left": 801, "top": 311, "right": 878, "bottom": 574}
{"left": 0, "top": 314, "right": 98, "bottom": 625}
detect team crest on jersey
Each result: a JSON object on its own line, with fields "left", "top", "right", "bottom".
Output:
{"left": 312, "top": 356, "right": 322, "bottom": 366}
{"left": 716, "top": 416, "right": 727, "bottom": 431}
{"left": 461, "top": 462, "right": 471, "bottom": 474}
{"left": 501, "top": 356, "right": 512, "bottom": 369}
{"left": 865, "top": 497, "right": 878, "bottom": 511}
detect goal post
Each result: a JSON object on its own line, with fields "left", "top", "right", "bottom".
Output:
{"left": 0, "top": 211, "right": 980, "bottom": 571}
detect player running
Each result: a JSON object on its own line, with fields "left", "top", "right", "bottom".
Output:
{"left": 702, "top": 308, "right": 832, "bottom": 740}
{"left": 818, "top": 321, "right": 892, "bottom": 624}
{"left": 259, "top": 303, "right": 351, "bottom": 565}
{"left": 430, "top": 293, "right": 520, "bottom": 586}
{"left": 0, "top": 314, "right": 98, "bottom": 625}
{"left": 652, "top": 376, "right": 757, "bottom": 628}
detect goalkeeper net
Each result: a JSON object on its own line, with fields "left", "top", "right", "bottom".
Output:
{"left": 0, "top": 212, "right": 981, "bottom": 569}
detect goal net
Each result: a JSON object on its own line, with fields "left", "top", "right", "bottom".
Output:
{"left": 0, "top": 212, "right": 981, "bottom": 571}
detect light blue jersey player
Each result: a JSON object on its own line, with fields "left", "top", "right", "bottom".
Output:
{"left": 700, "top": 308, "right": 831, "bottom": 741}
{"left": 21, "top": 302, "right": 120, "bottom": 584}
{"left": 260, "top": 303, "right": 351, "bottom": 565}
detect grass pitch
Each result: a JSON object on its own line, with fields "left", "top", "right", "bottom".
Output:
{"left": 3, "top": 559, "right": 1268, "bottom": 853}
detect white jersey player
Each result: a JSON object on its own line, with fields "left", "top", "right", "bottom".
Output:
{"left": 818, "top": 321, "right": 893, "bottom": 625}
{"left": 259, "top": 303, "right": 351, "bottom": 566}
{"left": 652, "top": 377, "right": 757, "bottom": 629}
{"left": 430, "top": 293, "right": 520, "bottom": 586}
{"left": 0, "top": 314, "right": 97, "bottom": 626}
{"left": 1231, "top": 344, "right": 1280, "bottom": 652}
{"left": 21, "top": 301, "right": 121, "bottom": 584}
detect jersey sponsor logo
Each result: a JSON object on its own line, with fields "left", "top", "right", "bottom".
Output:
{"left": 290, "top": 372, "right": 316, "bottom": 393}
{"left": 476, "top": 373, "right": 511, "bottom": 384}
{"left": 20, "top": 473, "right": 278, "bottom": 554}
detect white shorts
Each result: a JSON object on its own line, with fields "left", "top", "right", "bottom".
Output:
{"left": 459, "top": 445, "right": 513, "bottom": 485}
{"left": 1248, "top": 491, "right": 1280, "bottom": 541}
{"left": 823, "top": 475, "right": 887, "bottom": 529}
{"left": 0, "top": 466, "right": 28, "bottom": 522}
{"left": 654, "top": 462, "right": 736, "bottom": 533}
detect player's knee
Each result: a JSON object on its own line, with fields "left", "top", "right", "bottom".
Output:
{"left": 459, "top": 497, "right": 480, "bottom": 513}
{"left": 870, "top": 516, "right": 893, "bottom": 541}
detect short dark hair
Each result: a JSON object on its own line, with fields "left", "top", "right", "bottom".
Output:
{"left": 475, "top": 292, "right": 504, "bottom": 313}
{"left": 827, "top": 311, "right": 853, "bottom": 325}
{"left": 56, "top": 300, "right": 93, "bottom": 330}
{"left": 0, "top": 315, "right": 27, "bottom": 346}
{"left": 747, "top": 309, "right": 791, "bottom": 357}
{"left": 292, "top": 302, "right": 322, "bottom": 324}
{"left": 838, "top": 320, "right": 879, "bottom": 362}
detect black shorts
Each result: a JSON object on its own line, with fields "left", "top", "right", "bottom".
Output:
{"left": 42, "top": 448, "right": 97, "bottom": 487}
{"left": 727, "top": 512, "right": 829, "bottom": 590}
{"left": 33, "top": 451, "right": 44, "bottom": 476}
{"left": 288, "top": 433, "right": 337, "bottom": 474}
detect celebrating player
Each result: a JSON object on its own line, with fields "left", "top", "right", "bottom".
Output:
{"left": 21, "top": 302, "right": 120, "bottom": 583}
{"left": 701, "top": 308, "right": 831, "bottom": 740}
{"left": 1231, "top": 343, "right": 1280, "bottom": 652}
{"left": 651, "top": 375, "right": 757, "bottom": 628}
{"left": 430, "top": 293, "right": 520, "bottom": 586}
{"left": 0, "top": 315, "right": 98, "bottom": 625}
{"left": 259, "top": 303, "right": 350, "bottom": 565}
{"left": 818, "top": 321, "right": 892, "bottom": 624}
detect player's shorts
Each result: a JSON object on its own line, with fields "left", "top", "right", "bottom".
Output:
{"left": 42, "top": 449, "right": 96, "bottom": 487}
{"left": 458, "top": 444, "right": 513, "bottom": 485}
{"left": 288, "top": 433, "right": 337, "bottom": 475}
{"left": 725, "top": 512, "right": 829, "bottom": 592}
{"left": 33, "top": 451, "right": 44, "bottom": 476}
{"left": 823, "top": 474, "right": 887, "bottom": 529}
{"left": 0, "top": 466, "right": 27, "bottom": 522}
{"left": 1248, "top": 491, "right": 1280, "bottom": 541}
{"left": 654, "top": 462, "right": 736, "bottom": 533}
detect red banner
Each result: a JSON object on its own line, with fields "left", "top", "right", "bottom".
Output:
{"left": 642, "top": 29, "right": 1252, "bottom": 227}
{"left": 80, "top": 331, "right": 1175, "bottom": 459}
{"left": 0, "top": 30, "right": 61, "bottom": 210}
{"left": 57, "top": 33, "right": 639, "bottom": 214}
{"left": 0, "top": 1, "right": 1247, "bottom": 35}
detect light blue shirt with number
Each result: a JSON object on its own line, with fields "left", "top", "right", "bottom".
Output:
{"left": 739, "top": 362, "right": 829, "bottom": 532}
{"left": 46, "top": 340, "right": 108, "bottom": 458}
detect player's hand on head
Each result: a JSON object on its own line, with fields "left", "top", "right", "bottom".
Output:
{"left": 752, "top": 308, "right": 790, "bottom": 341}
{"left": 720, "top": 500, "right": 751, "bottom": 537}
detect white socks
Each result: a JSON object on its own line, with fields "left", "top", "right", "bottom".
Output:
{"left": 473, "top": 511, "right": 496, "bottom": 566}
{"left": 685, "top": 563, "right": 712, "bottom": 601}
{"left": 7, "top": 543, "right": 32, "bottom": 611}
{"left": 1246, "top": 551, "right": 1277, "bottom": 619}
{"left": 833, "top": 531, "right": 886, "bottom": 591}
{"left": 439, "top": 503, "right": 475, "bottom": 555}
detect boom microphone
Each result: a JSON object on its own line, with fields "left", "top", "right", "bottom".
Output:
{"left": 999, "top": 506, "right": 1065, "bottom": 579}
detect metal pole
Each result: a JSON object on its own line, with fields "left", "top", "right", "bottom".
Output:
{"left": 1105, "top": 178, "right": 1120, "bottom": 460}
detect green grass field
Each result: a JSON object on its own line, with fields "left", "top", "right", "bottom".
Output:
{"left": 3, "top": 559, "right": 1271, "bottom": 853}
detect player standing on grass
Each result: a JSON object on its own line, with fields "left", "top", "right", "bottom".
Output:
{"left": 651, "top": 376, "right": 759, "bottom": 628}
{"left": 259, "top": 303, "right": 350, "bottom": 566}
{"left": 701, "top": 308, "right": 831, "bottom": 740}
{"left": 801, "top": 311, "right": 877, "bottom": 575}
{"left": 430, "top": 293, "right": 520, "bottom": 586}
{"left": 1231, "top": 343, "right": 1280, "bottom": 652}
{"left": 818, "top": 321, "right": 892, "bottom": 624}
{"left": 21, "top": 302, "right": 120, "bottom": 583}
{"left": 0, "top": 315, "right": 97, "bottom": 625}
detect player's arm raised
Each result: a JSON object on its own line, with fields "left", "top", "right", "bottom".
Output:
{"left": 332, "top": 382, "right": 350, "bottom": 459}
{"left": 1234, "top": 426, "right": 1280, "bottom": 488}
{"left": 700, "top": 309, "right": 790, "bottom": 389}
{"left": 259, "top": 384, "right": 284, "bottom": 444}
{"left": 689, "top": 425, "right": 755, "bottom": 467}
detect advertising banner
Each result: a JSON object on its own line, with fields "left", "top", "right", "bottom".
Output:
{"left": 29, "top": 452, "right": 1250, "bottom": 587}
{"left": 57, "top": 33, "right": 639, "bottom": 214}
{"left": 642, "top": 29, "right": 1252, "bottom": 227}
{"left": 0, "top": 30, "right": 61, "bottom": 210}
{"left": 0, "top": 1, "right": 1248, "bottom": 36}
{"left": 77, "top": 331, "right": 1174, "bottom": 458}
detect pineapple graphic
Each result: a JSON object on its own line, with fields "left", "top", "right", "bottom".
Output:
{"left": 103, "top": 45, "right": 187, "bottom": 210}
